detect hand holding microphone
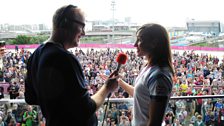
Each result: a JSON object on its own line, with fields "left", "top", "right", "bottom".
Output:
{"left": 100, "top": 53, "right": 128, "bottom": 91}
{"left": 101, "top": 53, "right": 128, "bottom": 126}
{"left": 105, "top": 52, "right": 128, "bottom": 89}
{"left": 104, "top": 53, "right": 128, "bottom": 97}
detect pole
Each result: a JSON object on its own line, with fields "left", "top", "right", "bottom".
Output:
{"left": 111, "top": 0, "right": 115, "bottom": 43}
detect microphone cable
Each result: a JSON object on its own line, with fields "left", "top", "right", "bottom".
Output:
{"left": 101, "top": 53, "right": 127, "bottom": 126}
{"left": 101, "top": 94, "right": 111, "bottom": 126}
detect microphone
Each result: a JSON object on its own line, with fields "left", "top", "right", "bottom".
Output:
{"left": 102, "top": 53, "right": 128, "bottom": 126}
{"left": 107, "top": 52, "right": 127, "bottom": 98}
{"left": 109, "top": 52, "right": 128, "bottom": 78}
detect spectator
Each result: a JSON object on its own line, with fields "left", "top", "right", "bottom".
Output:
{"left": 194, "top": 115, "right": 204, "bottom": 126}
{"left": 0, "top": 116, "right": 4, "bottom": 126}
{"left": 119, "top": 111, "right": 130, "bottom": 126}
{"left": 22, "top": 105, "right": 37, "bottom": 126}
{"left": 0, "top": 87, "right": 4, "bottom": 99}
{"left": 7, "top": 82, "right": 19, "bottom": 99}
{"left": 4, "top": 109, "right": 14, "bottom": 126}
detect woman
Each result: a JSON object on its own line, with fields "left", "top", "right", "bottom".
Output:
{"left": 116, "top": 23, "right": 174, "bottom": 126}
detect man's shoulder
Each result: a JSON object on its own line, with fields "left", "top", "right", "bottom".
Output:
{"left": 32, "top": 43, "right": 74, "bottom": 60}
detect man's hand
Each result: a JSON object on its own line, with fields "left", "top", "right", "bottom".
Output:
{"left": 100, "top": 71, "right": 119, "bottom": 93}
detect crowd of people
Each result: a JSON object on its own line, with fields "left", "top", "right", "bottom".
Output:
{"left": 0, "top": 47, "right": 223, "bottom": 126}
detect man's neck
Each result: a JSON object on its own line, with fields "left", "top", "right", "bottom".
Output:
{"left": 47, "top": 39, "right": 65, "bottom": 49}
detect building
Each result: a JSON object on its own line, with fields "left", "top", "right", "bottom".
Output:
{"left": 186, "top": 20, "right": 221, "bottom": 36}
{"left": 92, "top": 25, "right": 110, "bottom": 32}
{"left": 110, "top": 24, "right": 129, "bottom": 31}
{"left": 167, "top": 27, "right": 188, "bottom": 39}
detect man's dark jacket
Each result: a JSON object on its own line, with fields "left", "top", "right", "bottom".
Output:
{"left": 25, "top": 43, "right": 97, "bottom": 126}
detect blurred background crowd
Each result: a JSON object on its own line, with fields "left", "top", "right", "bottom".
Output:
{"left": 0, "top": 47, "right": 223, "bottom": 126}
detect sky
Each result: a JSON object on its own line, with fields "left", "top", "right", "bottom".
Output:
{"left": 0, "top": 0, "right": 224, "bottom": 28}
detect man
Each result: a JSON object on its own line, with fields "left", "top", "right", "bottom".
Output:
{"left": 22, "top": 105, "right": 37, "bottom": 126}
{"left": 0, "top": 42, "right": 5, "bottom": 82}
{"left": 8, "top": 81, "right": 19, "bottom": 99}
{"left": 25, "top": 5, "right": 118, "bottom": 126}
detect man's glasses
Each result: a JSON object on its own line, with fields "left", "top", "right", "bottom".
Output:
{"left": 58, "top": 4, "right": 85, "bottom": 29}
{"left": 67, "top": 18, "right": 85, "bottom": 28}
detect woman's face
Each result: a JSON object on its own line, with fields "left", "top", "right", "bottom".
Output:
{"left": 134, "top": 32, "right": 149, "bottom": 57}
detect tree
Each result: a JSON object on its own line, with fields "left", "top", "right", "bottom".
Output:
{"left": 6, "top": 35, "right": 49, "bottom": 44}
{"left": 11, "top": 35, "right": 31, "bottom": 44}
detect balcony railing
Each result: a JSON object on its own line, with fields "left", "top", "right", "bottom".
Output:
{"left": 1, "top": 95, "right": 224, "bottom": 126}
{"left": 2, "top": 95, "right": 224, "bottom": 103}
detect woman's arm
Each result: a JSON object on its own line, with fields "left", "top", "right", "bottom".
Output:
{"left": 118, "top": 78, "right": 134, "bottom": 97}
{"left": 147, "top": 72, "right": 173, "bottom": 126}
{"left": 147, "top": 97, "right": 169, "bottom": 126}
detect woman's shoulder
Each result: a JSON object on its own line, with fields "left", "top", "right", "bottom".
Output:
{"left": 146, "top": 66, "right": 173, "bottom": 86}
{"left": 149, "top": 66, "right": 172, "bottom": 78}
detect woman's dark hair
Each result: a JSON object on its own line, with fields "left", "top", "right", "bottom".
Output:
{"left": 137, "top": 23, "right": 174, "bottom": 74}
